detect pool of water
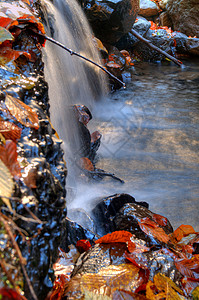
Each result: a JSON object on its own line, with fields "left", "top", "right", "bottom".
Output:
{"left": 89, "top": 59, "right": 199, "bottom": 230}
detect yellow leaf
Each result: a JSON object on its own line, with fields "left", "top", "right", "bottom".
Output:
{"left": 0, "top": 159, "right": 14, "bottom": 211}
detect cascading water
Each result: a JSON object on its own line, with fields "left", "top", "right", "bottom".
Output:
{"left": 41, "top": 0, "right": 108, "bottom": 199}
{"left": 42, "top": 0, "right": 107, "bottom": 157}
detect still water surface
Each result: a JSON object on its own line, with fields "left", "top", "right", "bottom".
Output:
{"left": 91, "top": 59, "right": 199, "bottom": 230}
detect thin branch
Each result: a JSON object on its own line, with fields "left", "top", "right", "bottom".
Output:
{"left": 89, "top": 170, "right": 125, "bottom": 183}
{"left": 0, "top": 213, "right": 38, "bottom": 300}
{"left": 130, "top": 29, "right": 183, "bottom": 67}
{"left": 30, "top": 29, "right": 126, "bottom": 88}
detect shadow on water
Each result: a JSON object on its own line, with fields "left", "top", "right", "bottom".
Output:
{"left": 90, "top": 59, "right": 199, "bottom": 230}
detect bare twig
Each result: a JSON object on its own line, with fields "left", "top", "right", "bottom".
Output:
{"left": 89, "top": 169, "right": 125, "bottom": 183}
{"left": 0, "top": 213, "right": 38, "bottom": 300}
{"left": 130, "top": 29, "right": 183, "bottom": 67}
{"left": 30, "top": 29, "right": 126, "bottom": 88}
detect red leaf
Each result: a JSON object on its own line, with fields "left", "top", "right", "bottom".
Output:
{"left": 0, "top": 140, "right": 21, "bottom": 179}
{"left": 0, "top": 17, "right": 18, "bottom": 29}
{"left": 125, "top": 251, "right": 148, "bottom": 270}
{"left": 76, "top": 239, "right": 91, "bottom": 253}
{"left": 78, "top": 157, "right": 94, "bottom": 171}
{"left": 138, "top": 217, "right": 170, "bottom": 244}
{"left": 152, "top": 213, "right": 168, "bottom": 227}
{"left": 0, "top": 46, "right": 31, "bottom": 63}
{"left": 95, "top": 230, "right": 132, "bottom": 244}
{"left": 0, "top": 288, "right": 26, "bottom": 300}
{"left": 0, "top": 120, "right": 22, "bottom": 141}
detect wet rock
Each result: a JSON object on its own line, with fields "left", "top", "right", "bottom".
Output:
{"left": 139, "top": 0, "right": 159, "bottom": 17}
{"left": 92, "top": 193, "right": 149, "bottom": 235}
{"left": 72, "top": 243, "right": 127, "bottom": 276}
{"left": 113, "top": 203, "right": 173, "bottom": 246}
{"left": 133, "top": 28, "right": 173, "bottom": 61}
{"left": 116, "top": 16, "right": 150, "bottom": 50}
{"left": 166, "top": 0, "right": 199, "bottom": 37}
{"left": 186, "top": 37, "right": 199, "bottom": 56}
{"left": 60, "top": 218, "right": 96, "bottom": 253}
{"left": 82, "top": 0, "right": 139, "bottom": 45}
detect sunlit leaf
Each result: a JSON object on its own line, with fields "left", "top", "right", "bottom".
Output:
{"left": 127, "top": 240, "right": 150, "bottom": 253}
{"left": 172, "top": 225, "right": 196, "bottom": 242}
{"left": 48, "top": 274, "right": 69, "bottom": 300}
{"left": 106, "top": 62, "right": 121, "bottom": 68}
{"left": 79, "top": 157, "right": 94, "bottom": 171}
{"left": 152, "top": 213, "right": 168, "bottom": 227}
{"left": 0, "top": 132, "right": 6, "bottom": 144}
{"left": 192, "top": 286, "right": 199, "bottom": 299}
{"left": 0, "top": 159, "right": 14, "bottom": 210}
{"left": 0, "top": 17, "right": 18, "bottom": 29}
{"left": 5, "top": 94, "right": 39, "bottom": 129}
{"left": 0, "top": 26, "right": 14, "bottom": 44}
{"left": 146, "top": 273, "right": 184, "bottom": 300}
{"left": 0, "top": 140, "right": 21, "bottom": 179}
{"left": 95, "top": 231, "right": 132, "bottom": 244}
{"left": 0, "top": 120, "right": 22, "bottom": 141}
{"left": 0, "top": 45, "right": 31, "bottom": 65}
{"left": 138, "top": 217, "right": 170, "bottom": 244}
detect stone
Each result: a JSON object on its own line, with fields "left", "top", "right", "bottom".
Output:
{"left": 166, "top": 0, "right": 199, "bottom": 37}
{"left": 132, "top": 28, "right": 173, "bottom": 61}
{"left": 82, "top": 0, "right": 139, "bottom": 45}
{"left": 159, "top": 11, "right": 172, "bottom": 27}
{"left": 91, "top": 193, "right": 149, "bottom": 235}
{"left": 186, "top": 37, "right": 199, "bottom": 56}
{"left": 139, "top": 0, "right": 159, "bottom": 17}
{"left": 113, "top": 203, "right": 173, "bottom": 246}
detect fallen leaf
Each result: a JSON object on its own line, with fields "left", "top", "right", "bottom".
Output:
{"left": 23, "top": 166, "right": 37, "bottom": 189}
{"left": 95, "top": 231, "right": 132, "bottom": 244}
{"left": 79, "top": 157, "right": 94, "bottom": 171}
{"left": 138, "top": 217, "right": 170, "bottom": 244}
{"left": 0, "top": 140, "right": 21, "bottom": 179}
{"left": 192, "top": 286, "right": 199, "bottom": 299}
{"left": 0, "top": 45, "right": 31, "bottom": 65}
{"left": 172, "top": 225, "right": 195, "bottom": 242}
{"left": 5, "top": 94, "right": 39, "bottom": 129}
{"left": 0, "top": 120, "right": 22, "bottom": 141}
{"left": 0, "top": 26, "right": 14, "bottom": 44}
{"left": 106, "top": 62, "right": 121, "bottom": 68}
{"left": 152, "top": 213, "right": 168, "bottom": 227}
{"left": 0, "top": 288, "right": 27, "bottom": 300}
{"left": 76, "top": 239, "right": 91, "bottom": 253}
{"left": 0, "top": 159, "right": 14, "bottom": 211}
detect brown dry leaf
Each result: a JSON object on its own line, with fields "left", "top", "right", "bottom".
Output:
{"left": 5, "top": 94, "right": 39, "bottom": 129}
{"left": 81, "top": 264, "right": 140, "bottom": 296}
{"left": 0, "top": 159, "right": 14, "bottom": 211}
{"left": 0, "top": 120, "right": 22, "bottom": 141}
{"left": 95, "top": 231, "right": 132, "bottom": 244}
{"left": 146, "top": 273, "right": 184, "bottom": 300}
{"left": 23, "top": 166, "right": 37, "bottom": 189}
{"left": 172, "top": 225, "right": 196, "bottom": 243}
{"left": 79, "top": 157, "right": 94, "bottom": 171}
{"left": 138, "top": 217, "right": 170, "bottom": 244}
{"left": 0, "top": 140, "right": 21, "bottom": 179}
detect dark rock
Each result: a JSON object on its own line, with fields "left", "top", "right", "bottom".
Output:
{"left": 82, "top": 0, "right": 139, "bottom": 45}
{"left": 132, "top": 28, "right": 174, "bottom": 61}
{"left": 60, "top": 218, "right": 96, "bottom": 253}
{"left": 166, "top": 0, "right": 199, "bottom": 37}
{"left": 113, "top": 203, "right": 173, "bottom": 246}
{"left": 91, "top": 193, "right": 149, "bottom": 235}
{"left": 159, "top": 11, "right": 172, "bottom": 27}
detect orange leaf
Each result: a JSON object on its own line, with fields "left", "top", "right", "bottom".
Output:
{"left": 23, "top": 166, "right": 37, "bottom": 189}
{"left": 152, "top": 213, "right": 168, "bottom": 227}
{"left": 173, "top": 225, "right": 195, "bottom": 242}
{"left": 0, "top": 140, "right": 21, "bottom": 179}
{"left": 128, "top": 240, "right": 150, "bottom": 253}
{"left": 5, "top": 94, "right": 39, "bottom": 129}
{"left": 0, "top": 46, "right": 31, "bottom": 64}
{"left": 95, "top": 230, "right": 132, "bottom": 244}
{"left": 0, "top": 120, "right": 22, "bottom": 141}
{"left": 138, "top": 217, "right": 170, "bottom": 244}
{"left": 79, "top": 157, "right": 94, "bottom": 171}
{"left": 106, "top": 62, "right": 121, "bottom": 68}
{"left": 0, "top": 17, "right": 18, "bottom": 29}
{"left": 120, "top": 50, "right": 130, "bottom": 57}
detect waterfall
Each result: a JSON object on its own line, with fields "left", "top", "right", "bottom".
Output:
{"left": 41, "top": 0, "right": 108, "bottom": 197}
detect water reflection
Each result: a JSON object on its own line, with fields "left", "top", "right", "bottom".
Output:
{"left": 91, "top": 59, "right": 199, "bottom": 230}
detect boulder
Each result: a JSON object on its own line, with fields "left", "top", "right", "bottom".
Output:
{"left": 166, "top": 0, "right": 199, "bottom": 37}
{"left": 82, "top": 0, "right": 139, "bottom": 45}
{"left": 116, "top": 16, "right": 151, "bottom": 51}
{"left": 91, "top": 193, "right": 149, "bottom": 235}
{"left": 139, "top": 0, "right": 159, "bottom": 17}
{"left": 113, "top": 203, "right": 173, "bottom": 246}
